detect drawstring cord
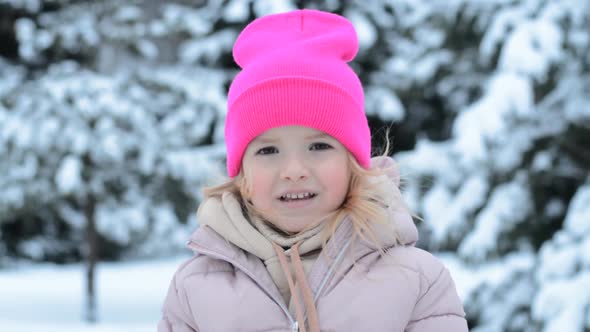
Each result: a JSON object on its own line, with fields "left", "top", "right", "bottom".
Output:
{"left": 272, "top": 242, "right": 320, "bottom": 332}
{"left": 291, "top": 243, "right": 320, "bottom": 331}
{"left": 273, "top": 242, "right": 306, "bottom": 331}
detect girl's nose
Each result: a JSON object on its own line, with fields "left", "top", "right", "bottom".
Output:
{"left": 280, "top": 155, "right": 310, "bottom": 181}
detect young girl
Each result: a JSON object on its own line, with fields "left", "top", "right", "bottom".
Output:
{"left": 159, "top": 9, "right": 467, "bottom": 332}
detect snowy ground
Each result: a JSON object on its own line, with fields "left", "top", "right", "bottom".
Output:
{"left": 0, "top": 256, "right": 189, "bottom": 332}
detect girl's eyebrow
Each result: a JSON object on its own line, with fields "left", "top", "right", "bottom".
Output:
{"left": 306, "top": 133, "right": 330, "bottom": 139}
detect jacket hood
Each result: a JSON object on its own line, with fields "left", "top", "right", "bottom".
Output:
{"left": 366, "top": 155, "right": 419, "bottom": 248}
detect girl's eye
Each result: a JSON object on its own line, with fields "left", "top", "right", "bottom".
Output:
{"left": 310, "top": 142, "right": 333, "bottom": 151}
{"left": 256, "top": 146, "right": 278, "bottom": 155}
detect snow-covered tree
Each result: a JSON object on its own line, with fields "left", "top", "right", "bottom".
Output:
{"left": 0, "top": 0, "right": 235, "bottom": 259}
{"left": 1, "top": 0, "right": 230, "bottom": 321}
{"left": 385, "top": 0, "right": 590, "bottom": 330}
{"left": 0, "top": 61, "right": 229, "bottom": 320}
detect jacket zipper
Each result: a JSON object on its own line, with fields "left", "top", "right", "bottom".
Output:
{"left": 186, "top": 241, "right": 298, "bottom": 330}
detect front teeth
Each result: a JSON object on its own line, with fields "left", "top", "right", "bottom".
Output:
{"left": 282, "top": 192, "right": 314, "bottom": 200}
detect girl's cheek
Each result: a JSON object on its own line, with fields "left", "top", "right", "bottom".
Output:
{"left": 247, "top": 159, "right": 278, "bottom": 174}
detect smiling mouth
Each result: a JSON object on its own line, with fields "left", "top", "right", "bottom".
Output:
{"left": 278, "top": 192, "right": 318, "bottom": 202}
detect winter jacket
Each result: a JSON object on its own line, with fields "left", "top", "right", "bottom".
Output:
{"left": 159, "top": 157, "right": 468, "bottom": 331}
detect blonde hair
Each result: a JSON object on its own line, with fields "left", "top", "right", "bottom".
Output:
{"left": 200, "top": 139, "right": 405, "bottom": 252}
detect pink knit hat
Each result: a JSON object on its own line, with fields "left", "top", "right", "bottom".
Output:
{"left": 225, "top": 9, "right": 371, "bottom": 177}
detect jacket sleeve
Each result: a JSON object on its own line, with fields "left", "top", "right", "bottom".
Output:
{"left": 158, "top": 263, "right": 200, "bottom": 332}
{"left": 405, "top": 265, "right": 469, "bottom": 332}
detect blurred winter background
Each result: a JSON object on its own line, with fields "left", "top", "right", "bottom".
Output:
{"left": 0, "top": 0, "right": 588, "bottom": 331}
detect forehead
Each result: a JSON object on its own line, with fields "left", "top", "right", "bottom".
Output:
{"left": 252, "top": 126, "right": 331, "bottom": 143}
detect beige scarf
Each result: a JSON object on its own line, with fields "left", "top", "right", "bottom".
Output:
{"left": 198, "top": 192, "right": 323, "bottom": 331}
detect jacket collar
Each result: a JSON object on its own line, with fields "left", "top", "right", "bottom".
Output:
{"left": 188, "top": 206, "right": 418, "bottom": 305}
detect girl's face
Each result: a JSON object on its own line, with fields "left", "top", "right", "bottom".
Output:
{"left": 242, "top": 126, "right": 351, "bottom": 233}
